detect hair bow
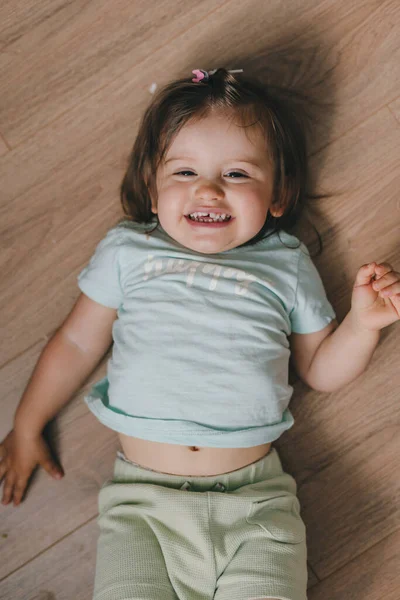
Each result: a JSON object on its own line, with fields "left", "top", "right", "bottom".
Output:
{"left": 191, "top": 68, "right": 243, "bottom": 83}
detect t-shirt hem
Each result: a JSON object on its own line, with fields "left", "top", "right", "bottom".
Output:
{"left": 84, "top": 395, "right": 295, "bottom": 448}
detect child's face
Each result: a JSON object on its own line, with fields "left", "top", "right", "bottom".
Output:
{"left": 152, "top": 111, "right": 283, "bottom": 254}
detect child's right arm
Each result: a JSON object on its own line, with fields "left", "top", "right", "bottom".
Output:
{"left": 0, "top": 293, "right": 117, "bottom": 506}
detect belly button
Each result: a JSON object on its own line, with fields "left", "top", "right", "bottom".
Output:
{"left": 189, "top": 446, "right": 200, "bottom": 452}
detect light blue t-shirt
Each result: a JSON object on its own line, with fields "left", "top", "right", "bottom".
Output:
{"left": 77, "top": 219, "right": 336, "bottom": 448}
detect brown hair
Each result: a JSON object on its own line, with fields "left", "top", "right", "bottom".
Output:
{"left": 120, "top": 68, "right": 318, "bottom": 250}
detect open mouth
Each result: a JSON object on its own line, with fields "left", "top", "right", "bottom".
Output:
{"left": 185, "top": 214, "right": 233, "bottom": 228}
{"left": 186, "top": 212, "right": 232, "bottom": 223}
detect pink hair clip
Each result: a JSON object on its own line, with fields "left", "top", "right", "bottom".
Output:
{"left": 191, "top": 68, "right": 243, "bottom": 83}
{"left": 192, "top": 69, "right": 209, "bottom": 83}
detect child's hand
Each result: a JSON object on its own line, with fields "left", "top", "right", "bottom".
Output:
{"left": 350, "top": 262, "right": 400, "bottom": 332}
{"left": 0, "top": 429, "right": 64, "bottom": 506}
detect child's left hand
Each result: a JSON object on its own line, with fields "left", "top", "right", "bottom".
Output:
{"left": 350, "top": 262, "right": 400, "bottom": 332}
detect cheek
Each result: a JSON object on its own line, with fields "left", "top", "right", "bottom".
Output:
{"left": 239, "top": 191, "right": 269, "bottom": 221}
{"left": 163, "top": 185, "right": 186, "bottom": 206}
{"left": 157, "top": 189, "right": 184, "bottom": 221}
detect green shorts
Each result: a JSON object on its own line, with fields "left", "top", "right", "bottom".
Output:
{"left": 93, "top": 447, "right": 307, "bottom": 600}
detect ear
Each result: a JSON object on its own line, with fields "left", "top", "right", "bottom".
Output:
{"left": 269, "top": 202, "right": 285, "bottom": 218}
{"left": 148, "top": 185, "right": 158, "bottom": 214}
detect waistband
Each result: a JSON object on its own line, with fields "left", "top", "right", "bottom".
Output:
{"left": 112, "top": 447, "right": 295, "bottom": 494}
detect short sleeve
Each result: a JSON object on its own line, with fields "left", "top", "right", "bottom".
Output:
{"left": 77, "top": 229, "right": 123, "bottom": 309}
{"left": 289, "top": 243, "right": 336, "bottom": 334}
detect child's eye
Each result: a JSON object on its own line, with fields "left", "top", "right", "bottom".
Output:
{"left": 226, "top": 171, "right": 248, "bottom": 178}
{"left": 174, "top": 171, "right": 248, "bottom": 178}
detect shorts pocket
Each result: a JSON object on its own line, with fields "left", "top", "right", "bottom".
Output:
{"left": 246, "top": 493, "right": 306, "bottom": 544}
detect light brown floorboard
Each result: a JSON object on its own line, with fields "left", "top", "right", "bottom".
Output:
{"left": 0, "top": 0, "right": 399, "bottom": 596}
{"left": 0, "top": 1, "right": 71, "bottom": 46}
{"left": 280, "top": 323, "right": 398, "bottom": 484}
{"left": 0, "top": 341, "right": 118, "bottom": 579}
{"left": 0, "top": 0, "right": 228, "bottom": 148}
{"left": 0, "top": 0, "right": 395, "bottom": 153}
{"left": 0, "top": 519, "right": 98, "bottom": 600}
{"left": 297, "top": 424, "right": 400, "bottom": 579}
{"left": 307, "top": 529, "right": 400, "bottom": 600}
{"left": 0, "top": 2, "right": 397, "bottom": 214}
{"left": 278, "top": 326, "right": 399, "bottom": 578}
{"left": 0, "top": 408, "right": 116, "bottom": 580}
{"left": 0, "top": 132, "right": 8, "bottom": 156}
{"left": 306, "top": 564, "right": 319, "bottom": 589}
{"left": 306, "top": 0, "right": 400, "bottom": 150}
{"left": 389, "top": 95, "right": 400, "bottom": 124}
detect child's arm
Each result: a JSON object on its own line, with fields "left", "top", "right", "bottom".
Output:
{"left": 0, "top": 293, "right": 117, "bottom": 506}
{"left": 290, "top": 313, "right": 380, "bottom": 393}
{"left": 290, "top": 261, "right": 399, "bottom": 393}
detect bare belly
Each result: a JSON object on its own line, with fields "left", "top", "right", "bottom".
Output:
{"left": 118, "top": 433, "right": 272, "bottom": 476}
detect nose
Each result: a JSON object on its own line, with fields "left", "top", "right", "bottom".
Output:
{"left": 194, "top": 180, "right": 225, "bottom": 202}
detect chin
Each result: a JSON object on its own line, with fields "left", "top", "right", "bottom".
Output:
{"left": 192, "top": 241, "right": 237, "bottom": 254}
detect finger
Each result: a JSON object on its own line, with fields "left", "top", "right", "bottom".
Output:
{"left": 0, "top": 460, "right": 9, "bottom": 484}
{"left": 355, "top": 263, "right": 394, "bottom": 288}
{"left": 374, "top": 263, "right": 394, "bottom": 279}
{"left": 0, "top": 443, "right": 6, "bottom": 460}
{"left": 372, "top": 271, "right": 399, "bottom": 291}
{"left": 12, "top": 477, "right": 28, "bottom": 506}
{"left": 1, "top": 472, "right": 16, "bottom": 505}
{"left": 40, "top": 457, "right": 64, "bottom": 480}
{"left": 354, "top": 263, "right": 377, "bottom": 285}
{"left": 380, "top": 282, "right": 400, "bottom": 297}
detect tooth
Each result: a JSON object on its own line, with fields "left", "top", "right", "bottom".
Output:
{"left": 188, "top": 212, "right": 231, "bottom": 219}
{"left": 187, "top": 212, "right": 232, "bottom": 222}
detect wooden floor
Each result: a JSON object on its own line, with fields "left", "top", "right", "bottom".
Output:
{"left": 1, "top": 1, "right": 399, "bottom": 598}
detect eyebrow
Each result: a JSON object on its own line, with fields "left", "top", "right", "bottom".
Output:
{"left": 164, "top": 156, "right": 262, "bottom": 168}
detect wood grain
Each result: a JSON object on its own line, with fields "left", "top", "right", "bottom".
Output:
{"left": 0, "top": 0, "right": 228, "bottom": 147}
{"left": 308, "top": 529, "right": 400, "bottom": 600}
{"left": 1, "top": 0, "right": 399, "bottom": 595}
